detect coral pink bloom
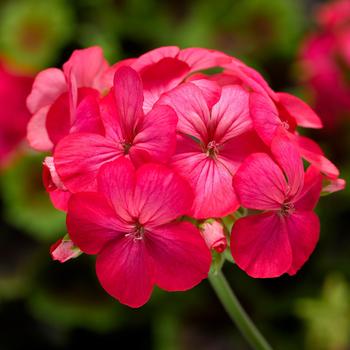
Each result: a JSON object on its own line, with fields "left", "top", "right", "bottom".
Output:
{"left": 159, "top": 81, "right": 266, "bottom": 218}
{"left": 128, "top": 46, "right": 232, "bottom": 112}
{"left": 27, "top": 46, "right": 109, "bottom": 151}
{"left": 54, "top": 66, "right": 177, "bottom": 192}
{"left": 67, "top": 158, "right": 211, "bottom": 308}
{"left": 0, "top": 63, "right": 33, "bottom": 167}
{"left": 231, "top": 135, "right": 323, "bottom": 278}
{"left": 250, "top": 91, "right": 339, "bottom": 178}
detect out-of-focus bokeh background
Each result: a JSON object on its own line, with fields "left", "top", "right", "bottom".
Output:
{"left": 0, "top": 0, "right": 349, "bottom": 349}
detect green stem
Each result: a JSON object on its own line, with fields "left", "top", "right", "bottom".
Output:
{"left": 208, "top": 270, "right": 272, "bottom": 350}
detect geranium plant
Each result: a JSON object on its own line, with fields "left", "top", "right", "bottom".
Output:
{"left": 27, "top": 46, "right": 345, "bottom": 350}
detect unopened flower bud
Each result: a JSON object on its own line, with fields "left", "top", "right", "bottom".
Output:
{"left": 201, "top": 220, "right": 227, "bottom": 253}
{"left": 50, "top": 235, "right": 82, "bottom": 263}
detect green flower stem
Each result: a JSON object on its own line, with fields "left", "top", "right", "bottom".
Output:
{"left": 208, "top": 270, "right": 272, "bottom": 350}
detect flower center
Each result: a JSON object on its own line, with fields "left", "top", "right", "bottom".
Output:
{"left": 279, "top": 202, "right": 295, "bottom": 216}
{"left": 205, "top": 140, "right": 219, "bottom": 158}
{"left": 126, "top": 221, "right": 145, "bottom": 241}
{"left": 121, "top": 140, "right": 132, "bottom": 155}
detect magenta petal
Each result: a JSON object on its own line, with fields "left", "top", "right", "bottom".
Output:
{"left": 113, "top": 66, "right": 144, "bottom": 141}
{"left": 178, "top": 47, "right": 231, "bottom": 71}
{"left": 172, "top": 153, "right": 239, "bottom": 218}
{"left": 233, "top": 153, "right": 287, "bottom": 210}
{"left": 132, "top": 105, "right": 177, "bottom": 163}
{"left": 27, "top": 68, "right": 66, "bottom": 114}
{"left": 285, "top": 211, "right": 320, "bottom": 275}
{"left": 67, "top": 192, "right": 130, "bottom": 254}
{"left": 159, "top": 83, "right": 209, "bottom": 142}
{"left": 71, "top": 93, "right": 104, "bottom": 135}
{"left": 231, "top": 212, "right": 292, "bottom": 278}
{"left": 294, "top": 166, "right": 322, "bottom": 211}
{"left": 63, "top": 46, "right": 109, "bottom": 90}
{"left": 296, "top": 135, "right": 340, "bottom": 178}
{"left": 98, "top": 158, "right": 135, "bottom": 222}
{"left": 133, "top": 164, "right": 194, "bottom": 226}
{"left": 276, "top": 92, "right": 322, "bottom": 129}
{"left": 211, "top": 86, "right": 252, "bottom": 143}
{"left": 54, "top": 133, "right": 122, "bottom": 192}
{"left": 271, "top": 133, "right": 304, "bottom": 198}
{"left": 96, "top": 237, "right": 154, "bottom": 308}
{"left": 250, "top": 92, "right": 281, "bottom": 145}
{"left": 146, "top": 222, "right": 211, "bottom": 291}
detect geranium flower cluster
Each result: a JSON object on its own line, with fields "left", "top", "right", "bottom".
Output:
{"left": 299, "top": 0, "right": 350, "bottom": 129}
{"left": 27, "top": 46, "right": 345, "bottom": 307}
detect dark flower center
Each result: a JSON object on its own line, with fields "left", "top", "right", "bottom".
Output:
{"left": 205, "top": 140, "right": 219, "bottom": 158}
{"left": 121, "top": 140, "right": 132, "bottom": 155}
{"left": 279, "top": 202, "right": 295, "bottom": 216}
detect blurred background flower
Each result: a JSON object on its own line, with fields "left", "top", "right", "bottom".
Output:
{"left": 0, "top": 0, "right": 349, "bottom": 349}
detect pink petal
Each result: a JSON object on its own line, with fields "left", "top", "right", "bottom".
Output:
{"left": 200, "top": 220, "right": 227, "bottom": 253}
{"left": 276, "top": 92, "right": 323, "bottom": 129}
{"left": 159, "top": 83, "right": 210, "bottom": 142}
{"left": 294, "top": 166, "right": 322, "bottom": 211}
{"left": 233, "top": 153, "right": 287, "bottom": 210}
{"left": 322, "top": 177, "right": 346, "bottom": 194}
{"left": 172, "top": 153, "right": 239, "bottom": 218}
{"left": 231, "top": 212, "right": 292, "bottom": 278}
{"left": 296, "top": 135, "right": 340, "bottom": 178}
{"left": 140, "top": 57, "right": 189, "bottom": 113}
{"left": 97, "top": 158, "right": 136, "bottom": 223}
{"left": 45, "top": 92, "right": 71, "bottom": 145}
{"left": 249, "top": 92, "right": 281, "bottom": 145}
{"left": 186, "top": 78, "right": 221, "bottom": 108}
{"left": 285, "top": 211, "right": 320, "bottom": 275}
{"left": 27, "top": 106, "right": 53, "bottom": 151}
{"left": 96, "top": 237, "right": 154, "bottom": 308}
{"left": 132, "top": 105, "right": 177, "bottom": 163}
{"left": 146, "top": 222, "right": 211, "bottom": 291}
{"left": 54, "top": 133, "right": 122, "bottom": 192}
{"left": 49, "top": 190, "right": 71, "bottom": 212}
{"left": 211, "top": 85, "right": 252, "bottom": 143}
{"left": 27, "top": 68, "right": 66, "bottom": 114}
{"left": 67, "top": 192, "right": 131, "bottom": 254}
{"left": 113, "top": 66, "right": 144, "bottom": 141}
{"left": 133, "top": 163, "right": 194, "bottom": 226}
{"left": 63, "top": 46, "right": 109, "bottom": 91}
{"left": 271, "top": 133, "right": 304, "bottom": 199}
{"left": 178, "top": 47, "right": 231, "bottom": 71}
{"left": 71, "top": 92, "right": 104, "bottom": 135}
{"left": 131, "top": 46, "right": 180, "bottom": 71}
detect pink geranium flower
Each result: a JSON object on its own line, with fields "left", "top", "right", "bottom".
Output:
{"left": 54, "top": 66, "right": 177, "bottom": 193}
{"left": 26, "top": 46, "right": 109, "bottom": 151}
{"left": 159, "top": 80, "right": 266, "bottom": 218}
{"left": 200, "top": 220, "right": 227, "bottom": 253}
{"left": 66, "top": 158, "right": 211, "bottom": 308}
{"left": 231, "top": 134, "right": 323, "bottom": 278}
{"left": 0, "top": 63, "right": 33, "bottom": 168}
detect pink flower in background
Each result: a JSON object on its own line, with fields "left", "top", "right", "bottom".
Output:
{"left": 67, "top": 158, "right": 211, "bottom": 308}
{"left": 231, "top": 135, "right": 323, "bottom": 278}
{"left": 26, "top": 46, "right": 109, "bottom": 151}
{"left": 0, "top": 63, "right": 33, "bottom": 168}
{"left": 54, "top": 66, "right": 177, "bottom": 193}
{"left": 159, "top": 81, "right": 266, "bottom": 218}
{"left": 299, "top": 0, "right": 350, "bottom": 129}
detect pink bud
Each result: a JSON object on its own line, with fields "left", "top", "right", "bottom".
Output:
{"left": 201, "top": 220, "right": 227, "bottom": 253}
{"left": 50, "top": 236, "right": 82, "bottom": 263}
{"left": 322, "top": 177, "right": 346, "bottom": 194}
